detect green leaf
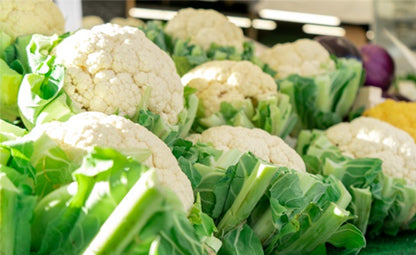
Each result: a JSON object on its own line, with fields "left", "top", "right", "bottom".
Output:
{"left": 0, "top": 166, "right": 36, "bottom": 255}
{"left": 32, "top": 147, "right": 150, "bottom": 254}
{"left": 0, "top": 58, "right": 23, "bottom": 121}
{"left": 217, "top": 154, "right": 278, "bottom": 235}
{"left": 218, "top": 224, "right": 264, "bottom": 255}
{"left": 194, "top": 93, "right": 297, "bottom": 139}
{"left": 18, "top": 63, "right": 78, "bottom": 130}
{"left": 3, "top": 134, "right": 76, "bottom": 198}
{"left": 0, "top": 32, "right": 12, "bottom": 61}
{"left": 0, "top": 119, "right": 27, "bottom": 143}
{"left": 348, "top": 187, "right": 373, "bottom": 234}
{"left": 278, "top": 57, "right": 363, "bottom": 130}
{"left": 327, "top": 223, "right": 366, "bottom": 254}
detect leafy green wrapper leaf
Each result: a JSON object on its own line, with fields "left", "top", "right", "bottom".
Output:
{"left": 218, "top": 224, "right": 264, "bottom": 255}
{"left": 0, "top": 166, "right": 36, "bottom": 255}
{"left": 194, "top": 93, "right": 297, "bottom": 139}
{"left": 278, "top": 58, "right": 363, "bottom": 131}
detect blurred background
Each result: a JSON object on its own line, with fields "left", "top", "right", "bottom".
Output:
{"left": 56, "top": 0, "right": 416, "bottom": 73}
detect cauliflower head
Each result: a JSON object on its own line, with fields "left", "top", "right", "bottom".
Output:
{"left": 53, "top": 23, "right": 183, "bottom": 124}
{"left": 0, "top": 0, "right": 65, "bottom": 40}
{"left": 187, "top": 125, "right": 306, "bottom": 171}
{"left": 260, "top": 39, "right": 335, "bottom": 79}
{"left": 82, "top": 15, "right": 104, "bottom": 29}
{"left": 110, "top": 17, "right": 144, "bottom": 27}
{"left": 165, "top": 8, "right": 245, "bottom": 51}
{"left": 182, "top": 60, "right": 277, "bottom": 116}
{"left": 326, "top": 117, "right": 416, "bottom": 184}
{"left": 26, "top": 112, "right": 194, "bottom": 211}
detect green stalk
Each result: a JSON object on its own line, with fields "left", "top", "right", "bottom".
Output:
{"left": 277, "top": 202, "right": 350, "bottom": 255}
{"left": 0, "top": 173, "right": 18, "bottom": 255}
{"left": 251, "top": 207, "right": 275, "bottom": 243}
{"left": 83, "top": 170, "right": 168, "bottom": 255}
{"left": 349, "top": 186, "right": 372, "bottom": 234}
{"left": 217, "top": 162, "right": 277, "bottom": 235}
{"left": 0, "top": 147, "right": 10, "bottom": 166}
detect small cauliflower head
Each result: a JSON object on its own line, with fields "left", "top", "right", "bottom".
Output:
{"left": 165, "top": 8, "right": 245, "bottom": 51}
{"left": 326, "top": 117, "right": 416, "bottom": 185}
{"left": 260, "top": 39, "right": 335, "bottom": 79}
{"left": 53, "top": 23, "right": 183, "bottom": 124}
{"left": 82, "top": 15, "right": 104, "bottom": 29}
{"left": 26, "top": 112, "right": 194, "bottom": 211}
{"left": 188, "top": 125, "right": 306, "bottom": 172}
{"left": 0, "top": 0, "right": 65, "bottom": 40}
{"left": 110, "top": 17, "right": 144, "bottom": 27}
{"left": 182, "top": 60, "right": 277, "bottom": 116}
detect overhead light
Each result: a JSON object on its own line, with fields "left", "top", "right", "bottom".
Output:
{"left": 302, "top": 24, "right": 345, "bottom": 37}
{"left": 228, "top": 16, "right": 251, "bottom": 28}
{"left": 259, "top": 9, "right": 340, "bottom": 26}
{"left": 129, "top": 7, "right": 176, "bottom": 20}
{"left": 252, "top": 19, "right": 277, "bottom": 30}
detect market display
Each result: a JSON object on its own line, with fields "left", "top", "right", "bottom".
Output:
{"left": 1, "top": 2, "right": 415, "bottom": 254}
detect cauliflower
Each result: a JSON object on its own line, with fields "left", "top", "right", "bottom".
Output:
{"left": 82, "top": 15, "right": 104, "bottom": 29}
{"left": 0, "top": 0, "right": 65, "bottom": 40}
{"left": 182, "top": 60, "right": 277, "bottom": 116}
{"left": 188, "top": 125, "right": 306, "bottom": 172}
{"left": 326, "top": 117, "right": 416, "bottom": 184}
{"left": 165, "top": 8, "right": 245, "bottom": 51}
{"left": 260, "top": 39, "right": 335, "bottom": 79}
{"left": 53, "top": 23, "right": 183, "bottom": 124}
{"left": 110, "top": 17, "right": 144, "bottom": 27}
{"left": 26, "top": 111, "right": 194, "bottom": 211}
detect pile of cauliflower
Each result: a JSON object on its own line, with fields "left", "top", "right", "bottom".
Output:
{"left": 1, "top": 2, "right": 416, "bottom": 254}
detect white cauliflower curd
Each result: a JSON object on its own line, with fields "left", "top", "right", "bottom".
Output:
{"left": 165, "top": 8, "right": 245, "bottom": 51}
{"left": 326, "top": 117, "right": 416, "bottom": 184}
{"left": 182, "top": 60, "right": 278, "bottom": 116}
{"left": 188, "top": 125, "right": 306, "bottom": 172}
{"left": 26, "top": 111, "right": 194, "bottom": 211}
{"left": 0, "top": 0, "right": 65, "bottom": 40}
{"left": 53, "top": 23, "right": 184, "bottom": 124}
{"left": 260, "top": 39, "right": 335, "bottom": 79}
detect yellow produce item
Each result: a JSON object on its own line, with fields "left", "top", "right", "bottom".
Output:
{"left": 363, "top": 99, "right": 416, "bottom": 141}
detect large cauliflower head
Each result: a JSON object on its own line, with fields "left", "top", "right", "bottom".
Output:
{"left": 260, "top": 39, "right": 335, "bottom": 79}
{"left": 182, "top": 60, "right": 277, "bottom": 116}
{"left": 188, "top": 125, "right": 306, "bottom": 172}
{"left": 26, "top": 112, "right": 194, "bottom": 211}
{"left": 165, "top": 8, "right": 245, "bottom": 51}
{"left": 326, "top": 117, "right": 416, "bottom": 185}
{"left": 0, "top": 0, "right": 65, "bottom": 40}
{"left": 53, "top": 23, "right": 183, "bottom": 124}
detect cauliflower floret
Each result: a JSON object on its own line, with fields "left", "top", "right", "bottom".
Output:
{"left": 260, "top": 39, "right": 335, "bottom": 79}
{"left": 26, "top": 112, "right": 194, "bottom": 211}
{"left": 182, "top": 60, "right": 277, "bottom": 116}
{"left": 165, "top": 8, "right": 245, "bottom": 51}
{"left": 110, "top": 17, "right": 144, "bottom": 27}
{"left": 187, "top": 125, "right": 306, "bottom": 172}
{"left": 326, "top": 117, "right": 416, "bottom": 184}
{"left": 0, "top": 0, "right": 65, "bottom": 40}
{"left": 82, "top": 15, "right": 104, "bottom": 29}
{"left": 54, "top": 23, "right": 183, "bottom": 124}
